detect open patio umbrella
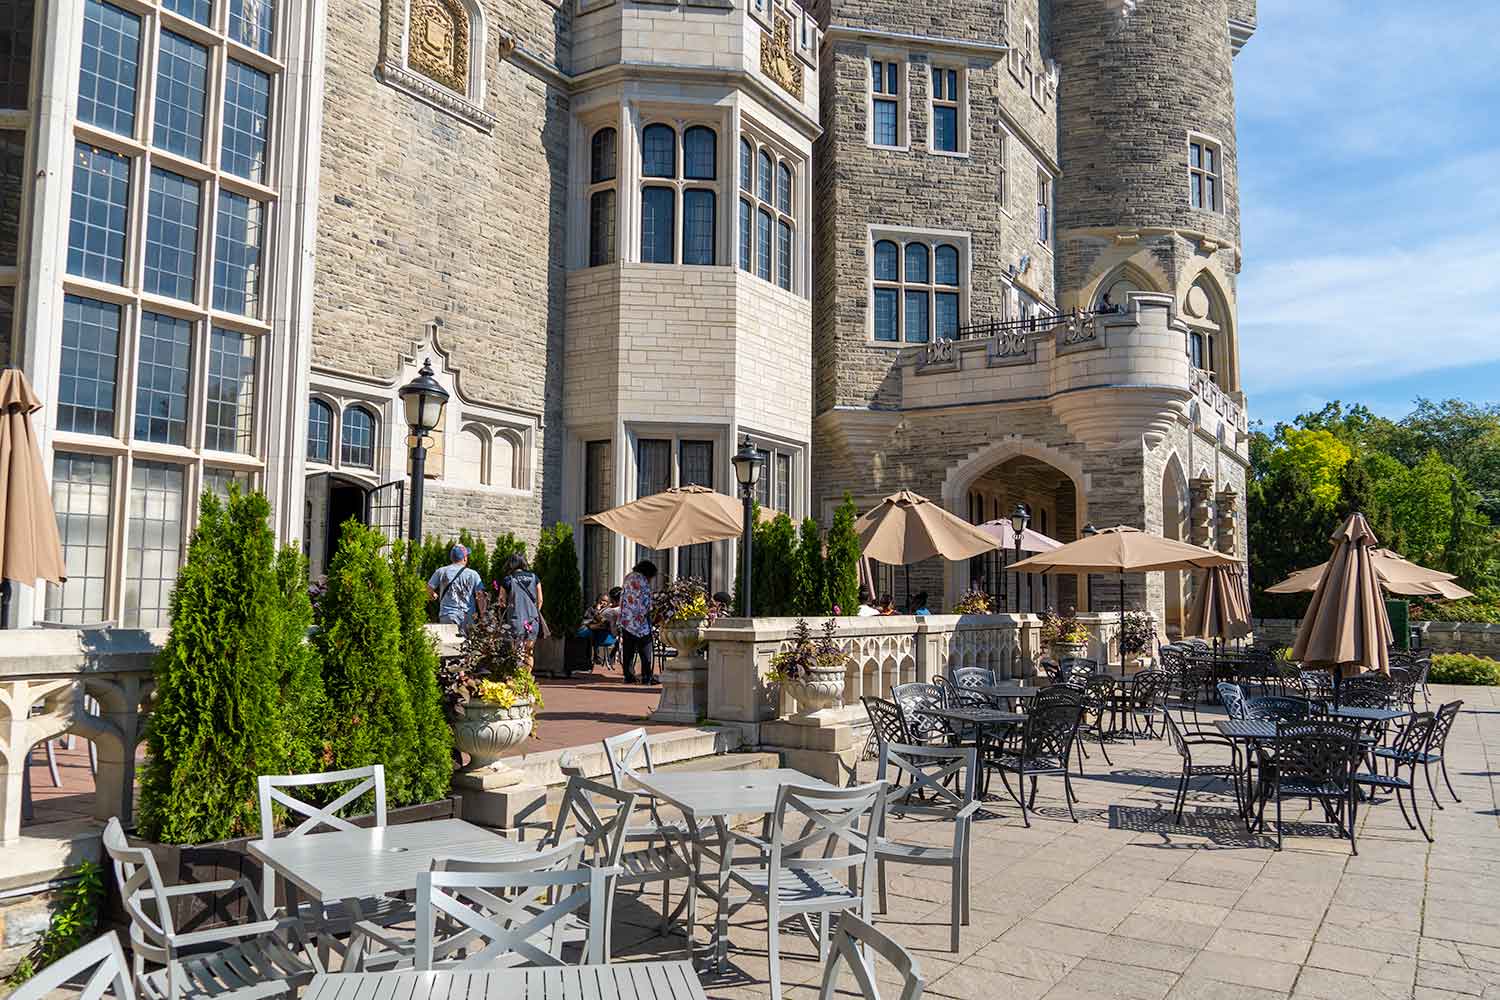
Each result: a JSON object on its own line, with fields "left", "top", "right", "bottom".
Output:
{"left": 581, "top": 484, "right": 772, "bottom": 550}
{"left": 1011, "top": 526, "right": 1238, "bottom": 668}
{"left": 1184, "top": 563, "right": 1252, "bottom": 642}
{"left": 855, "top": 491, "right": 999, "bottom": 605}
{"left": 1267, "top": 548, "right": 1474, "bottom": 600}
{"left": 1292, "top": 513, "right": 1392, "bottom": 678}
{"left": 976, "top": 519, "right": 1062, "bottom": 610}
{"left": 0, "top": 370, "right": 66, "bottom": 626}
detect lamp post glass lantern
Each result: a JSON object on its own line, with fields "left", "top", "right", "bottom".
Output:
{"left": 398, "top": 357, "right": 449, "bottom": 544}
{"left": 731, "top": 436, "right": 762, "bottom": 616}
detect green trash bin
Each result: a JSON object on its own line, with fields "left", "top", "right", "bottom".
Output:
{"left": 1386, "top": 599, "right": 1409, "bottom": 652}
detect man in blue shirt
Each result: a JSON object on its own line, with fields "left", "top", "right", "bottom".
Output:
{"left": 427, "top": 544, "right": 483, "bottom": 630}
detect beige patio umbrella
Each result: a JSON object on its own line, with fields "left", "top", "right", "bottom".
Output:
{"left": 1267, "top": 547, "right": 1473, "bottom": 600}
{"left": 0, "top": 370, "right": 66, "bottom": 625}
{"left": 976, "top": 519, "right": 1062, "bottom": 611}
{"left": 1184, "top": 563, "right": 1253, "bottom": 641}
{"left": 855, "top": 491, "right": 998, "bottom": 606}
{"left": 581, "top": 484, "right": 772, "bottom": 549}
{"left": 1291, "top": 513, "right": 1392, "bottom": 677}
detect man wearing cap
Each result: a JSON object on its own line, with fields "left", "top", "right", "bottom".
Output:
{"left": 428, "top": 544, "right": 484, "bottom": 631}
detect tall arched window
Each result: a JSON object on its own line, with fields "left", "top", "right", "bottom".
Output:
{"left": 642, "top": 124, "right": 675, "bottom": 177}
{"left": 684, "top": 126, "right": 715, "bottom": 179}
{"left": 1184, "top": 274, "right": 1229, "bottom": 386}
{"left": 739, "top": 133, "right": 797, "bottom": 291}
{"left": 307, "top": 398, "right": 332, "bottom": 463}
{"left": 588, "top": 126, "right": 617, "bottom": 267}
{"left": 871, "top": 236, "right": 965, "bottom": 343}
{"left": 873, "top": 239, "right": 899, "bottom": 341}
{"left": 341, "top": 405, "right": 376, "bottom": 468}
{"left": 639, "top": 122, "right": 719, "bottom": 266}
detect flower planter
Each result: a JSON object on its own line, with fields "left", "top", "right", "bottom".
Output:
{"left": 453, "top": 697, "right": 535, "bottom": 772}
{"left": 652, "top": 619, "right": 710, "bottom": 724}
{"left": 664, "top": 619, "right": 709, "bottom": 658}
{"left": 784, "top": 666, "right": 846, "bottom": 717}
{"left": 1051, "top": 639, "right": 1089, "bottom": 663}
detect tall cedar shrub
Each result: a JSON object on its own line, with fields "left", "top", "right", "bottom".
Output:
{"left": 389, "top": 540, "right": 455, "bottom": 803}
{"left": 825, "top": 494, "right": 862, "bottom": 615}
{"left": 793, "top": 517, "right": 827, "bottom": 615}
{"left": 272, "top": 544, "right": 326, "bottom": 778}
{"left": 137, "top": 490, "right": 290, "bottom": 843}
{"left": 492, "top": 532, "right": 527, "bottom": 578}
{"left": 756, "top": 513, "right": 798, "bottom": 615}
{"left": 535, "top": 522, "right": 584, "bottom": 635}
{"left": 313, "top": 520, "right": 421, "bottom": 808}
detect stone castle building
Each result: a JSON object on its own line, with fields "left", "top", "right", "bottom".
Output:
{"left": 2, "top": 0, "right": 1253, "bottom": 632}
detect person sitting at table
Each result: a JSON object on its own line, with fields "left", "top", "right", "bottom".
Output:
{"left": 856, "top": 585, "right": 881, "bottom": 616}
{"left": 878, "top": 593, "right": 898, "bottom": 616}
{"left": 908, "top": 591, "right": 931, "bottom": 616}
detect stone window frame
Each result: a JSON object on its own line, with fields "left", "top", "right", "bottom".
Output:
{"left": 377, "top": 0, "right": 496, "bottom": 133}
{"left": 737, "top": 121, "right": 800, "bottom": 294}
{"left": 46, "top": 0, "right": 284, "bottom": 627}
{"left": 1035, "top": 167, "right": 1052, "bottom": 249}
{"left": 926, "top": 59, "right": 967, "bottom": 158}
{"left": 866, "top": 224, "right": 970, "bottom": 347}
{"left": 449, "top": 419, "right": 527, "bottom": 491}
{"left": 623, "top": 424, "right": 736, "bottom": 587}
{"left": 996, "top": 124, "right": 1010, "bottom": 213}
{"left": 866, "top": 49, "right": 909, "bottom": 151}
{"left": 636, "top": 115, "right": 725, "bottom": 267}
{"left": 585, "top": 122, "right": 618, "bottom": 267}
{"left": 1187, "top": 130, "right": 1224, "bottom": 213}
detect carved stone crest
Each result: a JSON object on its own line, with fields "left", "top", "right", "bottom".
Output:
{"left": 409, "top": 0, "right": 469, "bottom": 94}
{"left": 760, "top": 13, "right": 804, "bottom": 100}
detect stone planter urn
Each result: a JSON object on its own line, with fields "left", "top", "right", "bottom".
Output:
{"left": 652, "top": 619, "right": 711, "bottom": 724}
{"left": 453, "top": 698, "right": 534, "bottom": 774}
{"left": 784, "top": 665, "right": 846, "bottom": 718}
{"left": 1051, "top": 639, "right": 1089, "bottom": 663}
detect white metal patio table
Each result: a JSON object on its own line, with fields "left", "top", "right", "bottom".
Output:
{"left": 303, "top": 962, "right": 709, "bottom": 1000}
{"left": 247, "top": 818, "right": 534, "bottom": 968}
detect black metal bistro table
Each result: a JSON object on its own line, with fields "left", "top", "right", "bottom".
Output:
{"left": 928, "top": 706, "right": 1026, "bottom": 796}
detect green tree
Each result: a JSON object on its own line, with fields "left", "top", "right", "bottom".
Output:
{"left": 492, "top": 531, "right": 527, "bottom": 578}
{"left": 1373, "top": 451, "right": 1454, "bottom": 568}
{"left": 313, "top": 520, "right": 421, "bottom": 808}
{"left": 1275, "top": 427, "right": 1352, "bottom": 509}
{"left": 824, "top": 494, "right": 862, "bottom": 616}
{"left": 272, "top": 544, "right": 326, "bottom": 778}
{"left": 388, "top": 540, "right": 454, "bottom": 804}
{"left": 754, "top": 513, "right": 798, "bottom": 615}
{"left": 791, "top": 516, "right": 827, "bottom": 615}
{"left": 535, "top": 522, "right": 584, "bottom": 635}
{"left": 137, "top": 490, "right": 293, "bottom": 843}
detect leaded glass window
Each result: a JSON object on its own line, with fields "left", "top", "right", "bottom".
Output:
{"left": 203, "top": 467, "right": 254, "bottom": 501}
{"left": 144, "top": 167, "right": 200, "bottom": 301}
{"left": 341, "top": 405, "right": 376, "bottom": 467}
{"left": 871, "top": 58, "right": 901, "bottom": 147}
{"left": 591, "top": 127, "right": 616, "bottom": 183}
{"left": 153, "top": 30, "right": 208, "bottom": 160}
{"left": 739, "top": 134, "right": 795, "bottom": 291}
{"left": 641, "top": 186, "right": 674, "bottom": 263}
{"left": 682, "top": 189, "right": 714, "bottom": 266}
{"left": 78, "top": 0, "right": 140, "bottom": 136}
{"left": 776, "top": 220, "right": 791, "bottom": 291}
{"left": 59, "top": 295, "right": 120, "bottom": 437}
{"left": 589, "top": 189, "right": 615, "bottom": 267}
{"left": 738, "top": 200, "right": 752, "bottom": 272}
{"left": 213, "top": 191, "right": 263, "bottom": 315}
{"left": 68, "top": 143, "right": 130, "bottom": 285}
{"left": 124, "top": 460, "right": 186, "bottom": 629}
{"left": 642, "top": 124, "right": 675, "bottom": 178}
{"left": 871, "top": 236, "right": 964, "bottom": 343}
{"left": 162, "top": 0, "right": 211, "bottom": 26}
{"left": 0, "top": 130, "right": 22, "bottom": 267}
{"left": 755, "top": 208, "right": 771, "bottom": 282}
{"left": 45, "top": 453, "right": 113, "bottom": 625}
{"left": 678, "top": 439, "right": 713, "bottom": 583}
{"left": 756, "top": 149, "right": 772, "bottom": 202}
{"left": 222, "top": 60, "right": 270, "bottom": 181}
{"left": 683, "top": 126, "right": 716, "bottom": 180}
{"left": 205, "top": 328, "right": 256, "bottom": 452}
{"left": 135, "top": 311, "right": 192, "bottom": 445}
{"left": 229, "top": 0, "right": 275, "bottom": 54}
{"left": 739, "top": 139, "right": 752, "bottom": 193}
{"left": 307, "top": 398, "right": 332, "bottom": 463}
{"left": 0, "top": 2, "right": 33, "bottom": 109}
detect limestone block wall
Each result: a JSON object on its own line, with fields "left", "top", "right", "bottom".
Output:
{"left": 314, "top": 0, "right": 571, "bottom": 525}
{"left": 1256, "top": 619, "right": 1500, "bottom": 661}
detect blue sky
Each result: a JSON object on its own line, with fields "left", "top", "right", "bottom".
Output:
{"left": 1234, "top": 1, "right": 1500, "bottom": 428}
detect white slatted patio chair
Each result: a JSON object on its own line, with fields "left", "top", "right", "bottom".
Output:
{"left": 874, "top": 744, "right": 980, "bottom": 952}
{"left": 254, "top": 764, "right": 413, "bottom": 962}
{"left": 818, "top": 913, "right": 926, "bottom": 1000}
{"left": 102, "top": 818, "right": 319, "bottom": 1000}
{"left": 715, "top": 780, "right": 889, "bottom": 998}
{"left": 6, "top": 931, "right": 134, "bottom": 1000}
{"left": 543, "top": 775, "right": 698, "bottom": 958}
{"left": 414, "top": 839, "right": 620, "bottom": 970}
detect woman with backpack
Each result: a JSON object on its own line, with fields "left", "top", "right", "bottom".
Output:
{"left": 499, "top": 553, "right": 545, "bottom": 669}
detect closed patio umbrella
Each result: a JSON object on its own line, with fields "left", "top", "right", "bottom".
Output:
{"left": 1292, "top": 513, "right": 1392, "bottom": 678}
{"left": 1267, "top": 547, "right": 1473, "bottom": 600}
{"left": 855, "top": 491, "right": 999, "bottom": 605}
{"left": 581, "top": 484, "right": 772, "bottom": 550}
{"left": 1184, "top": 563, "right": 1252, "bottom": 642}
{"left": 0, "top": 370, "right": 66, "bottom": 625}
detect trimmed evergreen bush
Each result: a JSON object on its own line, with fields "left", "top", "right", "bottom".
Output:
{"left": 389, "top": 540, "right": 454, "bottom": 803}
{"left": 755, "top": 513, "right": 798, "bottom": 615}
{"left": 137, "top": 490, "right": 294, "bottom": 843}
{"left": 792, "top": 516, "right": 827, "bottom": 615}
{"left": 313, "top": 519, "right": 422, "bottom": 808}
{"left": 1430, "top": 653, "right": 1500, "bottom": 686}
{"left": 825, "top": 494, "right": 862, "bottom": 615}
{"left": 272, "top": 544, "right": 326, "bottom": 777}
{"left": 493, "top": 532, "right": 527, "bottom": 577}
{"left": 535, "top": 522, "right": 584, "bottom": 635}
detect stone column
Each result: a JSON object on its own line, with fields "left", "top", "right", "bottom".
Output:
{"left": 1190, "top": 476, "right": 1215, "bottom": 548}
{"left": 1215, "top": 488, "right": 1238, "bottom": 556}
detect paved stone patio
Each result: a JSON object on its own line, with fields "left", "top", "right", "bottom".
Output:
{"left": 600, "top": 683, "right": 1499, "bottom": 999}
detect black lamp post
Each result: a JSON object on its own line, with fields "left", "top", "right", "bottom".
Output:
{"left": 1009, "top": 503, "right": 1030, "bottom": 612}
{"left": 398, "top": 357, "right": 449, "bottom": 545}
{"left": 731, "top": 435, "right": 762, "bottom": 617}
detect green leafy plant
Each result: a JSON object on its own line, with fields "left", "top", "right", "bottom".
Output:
{"left": 767, "top": 618, "right": 848, "bottom": 683}
{"left": 389, "top": 539, "right": 455, "bottom": 803}
{"left": 825, "top": 494, "right": 862, "bottom": 617}
{"left": 791, "top": 517, "right": 828, "bottom": 616}
{"left": 1429, "top": 653, "right": 1500, "bottom": 685}
{"left": 5, "top": 861, "right": 104, "bottom": 985}
{"left": 312, "top": 519, "right": 423, "bottom": 808}
{"left": 753, "top": 512, "right": 798, "bottom": 616}
{"left": 1040, "top": 609, "right": 1089, "bottom": 645}
{"left": 492, "top": 531, "right": 528, "bottom": 582}
{"left": 138, "top": 489, "right": 303, "bottom": 843}
{"left": 442, "top": 604, "right": 545, "bottom": 719}
{"left": 534, "top": 522, "right": 584, "bottom": 636}
{"left": 272, "top": 545, "right": 326, "bottom": 778}
{"left": 1119, "top": 610, "right": 1156, "bottom": 656}
{"left": 650, "top": 577, "right": 725, "bottom": 628}
{"left": 953, "top": 589, "right": 993, "bottom": 614}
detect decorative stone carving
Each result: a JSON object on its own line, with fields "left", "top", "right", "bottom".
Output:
{"left": 453, "top": 698, "right": 533, "bottom": 775}
{"left": 760, "top": 13, "right": 804, "bottom": 100}
{"left": 1215, "top": 488, "right": 1238, "bottom": 556}
{"left": 409, "top": 0, "right": 470, "bottom": 94}
{"left": 1189, "top": 475, "right": 1215, "bottom": 548}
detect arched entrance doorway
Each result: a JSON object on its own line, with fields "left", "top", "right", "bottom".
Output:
{"left": 304, "top": 472, "right": 406, "bottom": 575}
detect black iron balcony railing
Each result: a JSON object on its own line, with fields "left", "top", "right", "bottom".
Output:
{"left": 955, "top": 305, "right": 1113, "bottom": 343}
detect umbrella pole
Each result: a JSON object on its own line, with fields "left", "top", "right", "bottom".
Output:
{"left": 904, "top": 564, "right": 910, "bottom": 610}
{"left": 1119, "top": 573, "right": 1125, "bottom": 676}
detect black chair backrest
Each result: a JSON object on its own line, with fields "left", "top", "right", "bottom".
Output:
{"left": 891, "top": 682, "right": 949, "bottom": 744}
{"left": 1243, "top": 695, "right": 1312, "bottom": 724}
{"left": 1217, "top": 682, "right": 1248, "bottom": 720}
{"left": 1057, "top": 658, "right": 1096, "bottom": 686}
{"left": 862, "top": 695, "right": 910, "bottom": 750}
{"left": 1032, "top": 685, "right": 1084, "bottom": 710}
{"left": 1020, "top": 702, "right": 1084, "bottom": 764}
{"left": 1430, "top": 700, "right": 1463, "bottom": 752}
{"left": 1271, "top": 721, "right": 1361, "bottom": 786}
{"left": 948, "top": 667, "right": 996, "bottom": 708}
{"left": 1129, "top": 669, "right": 1167, "bottom": 709}
{"left": 1387, "top": 711, "right": 1437, "bottom": 760}
{"left": 1340, "top": 674, "right": 1397, "bottom": 709}
{"left": 1387, "top": 667, "right": 1417, "bottom": 708}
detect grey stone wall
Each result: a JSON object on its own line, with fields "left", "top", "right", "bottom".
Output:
{"left": 1256, "top": 619, "right": 1500, "bottom": 661}
{"left": 314, "top": 0, "right": 571, "bottom": 529}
